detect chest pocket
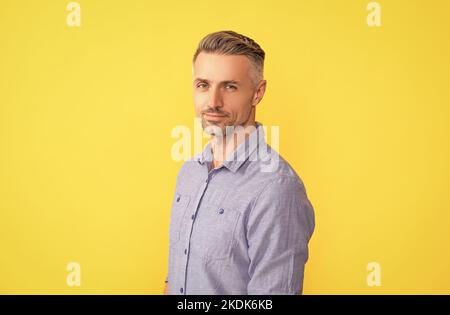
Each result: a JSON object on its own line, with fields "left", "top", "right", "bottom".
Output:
{"left": 169, "top": 193, "right": 190, "bottom": 247}
{"left": 191, "top": 204, "right": 240, "bottom": 261}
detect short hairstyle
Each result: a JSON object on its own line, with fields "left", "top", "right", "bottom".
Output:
{"left": 193, "top": 30, "right": 265, "bottom": 85}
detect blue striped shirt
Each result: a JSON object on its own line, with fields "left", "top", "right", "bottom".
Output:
{"left": 167, "top": 122, "right": 315, "bottom": 294}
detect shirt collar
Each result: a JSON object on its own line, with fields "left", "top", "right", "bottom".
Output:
{"left": 197, "top": 122, "right": 266, "bottom": 173}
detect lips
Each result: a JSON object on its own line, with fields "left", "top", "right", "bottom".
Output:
{"left": 203, "top": 113, "right": 227, "bottom": 121}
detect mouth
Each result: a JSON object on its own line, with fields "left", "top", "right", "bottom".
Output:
{"left": 203, "top": 113, "right": 227, "bottom": 122}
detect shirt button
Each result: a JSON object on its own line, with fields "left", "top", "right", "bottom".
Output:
{"left": 184, "top": 249, "right": 187, "bottom": 255}
{"left": 219, "top": 208, "right": 224, "bottom": 214}
{"left": 191, "top": 214, "right": 195, "bottom": 220}
{"left": 176, "top": 196, "right": 180, "bottom": 202}
{"left": 180, "top": 287, "right": 184, "bottom": 293}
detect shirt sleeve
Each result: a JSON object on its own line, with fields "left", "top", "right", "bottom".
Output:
{"left": 246, "top": 176, "right": 315, "bottom": 295}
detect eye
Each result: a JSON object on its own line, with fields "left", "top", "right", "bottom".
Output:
{"left": 225, "top": 84, "right": 237, "bottom": 90}
{"left": 196, "top": 82, "right": 208, "bottom": 89}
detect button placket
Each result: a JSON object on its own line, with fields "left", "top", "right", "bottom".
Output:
{"left": 181, "top": 172, "right": 211, "bottom": 295}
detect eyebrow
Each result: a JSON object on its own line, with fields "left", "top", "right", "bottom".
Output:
{"left": 193, "top": 78, "right": 240, "bottom": 85}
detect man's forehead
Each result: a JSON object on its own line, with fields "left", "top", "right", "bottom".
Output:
{"left": 192, "top": 53, "right": 252, "bottom": 81}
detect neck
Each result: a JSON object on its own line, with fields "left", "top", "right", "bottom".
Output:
{"left": 210, "top": 121, "right": 257, "bottom": 169}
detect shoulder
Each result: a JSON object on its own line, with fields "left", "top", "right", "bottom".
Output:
{"left": 174, "top": 154, "right": 202, "bottom": 187}
{"left": 248, "top": 146, "right": 315, "bottom": 232}
{"left": 247, "top": 144, "right": 307, "bottom": 195}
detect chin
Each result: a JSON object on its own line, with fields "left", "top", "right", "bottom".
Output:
{"left": 202, "top": 121, "right": 226, "bottom": 137}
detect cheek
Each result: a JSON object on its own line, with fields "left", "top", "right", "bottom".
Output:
{"left": 225, "top": 93, "right": 253, "bottom": 117}
{"left": 193, "top": 93, "right": 204, "bottom": 114}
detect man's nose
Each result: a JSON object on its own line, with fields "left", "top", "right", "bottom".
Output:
{"left": 207, "top": 87, "right": 223, "bottom": 110}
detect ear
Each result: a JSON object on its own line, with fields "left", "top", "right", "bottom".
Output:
{"left": 252, "top": 80, "right": 267, "bottom": 106}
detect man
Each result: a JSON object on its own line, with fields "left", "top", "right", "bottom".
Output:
{"left": 164, "top": 30, "right": 315, "bottom": 295}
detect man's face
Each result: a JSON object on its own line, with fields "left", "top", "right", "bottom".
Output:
{"left": 192, "top": 52, "right": 263, "bottom": 136}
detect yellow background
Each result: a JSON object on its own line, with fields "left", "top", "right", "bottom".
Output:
{"left": 1, "top": 0, "right": 449, "bottom": 294}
